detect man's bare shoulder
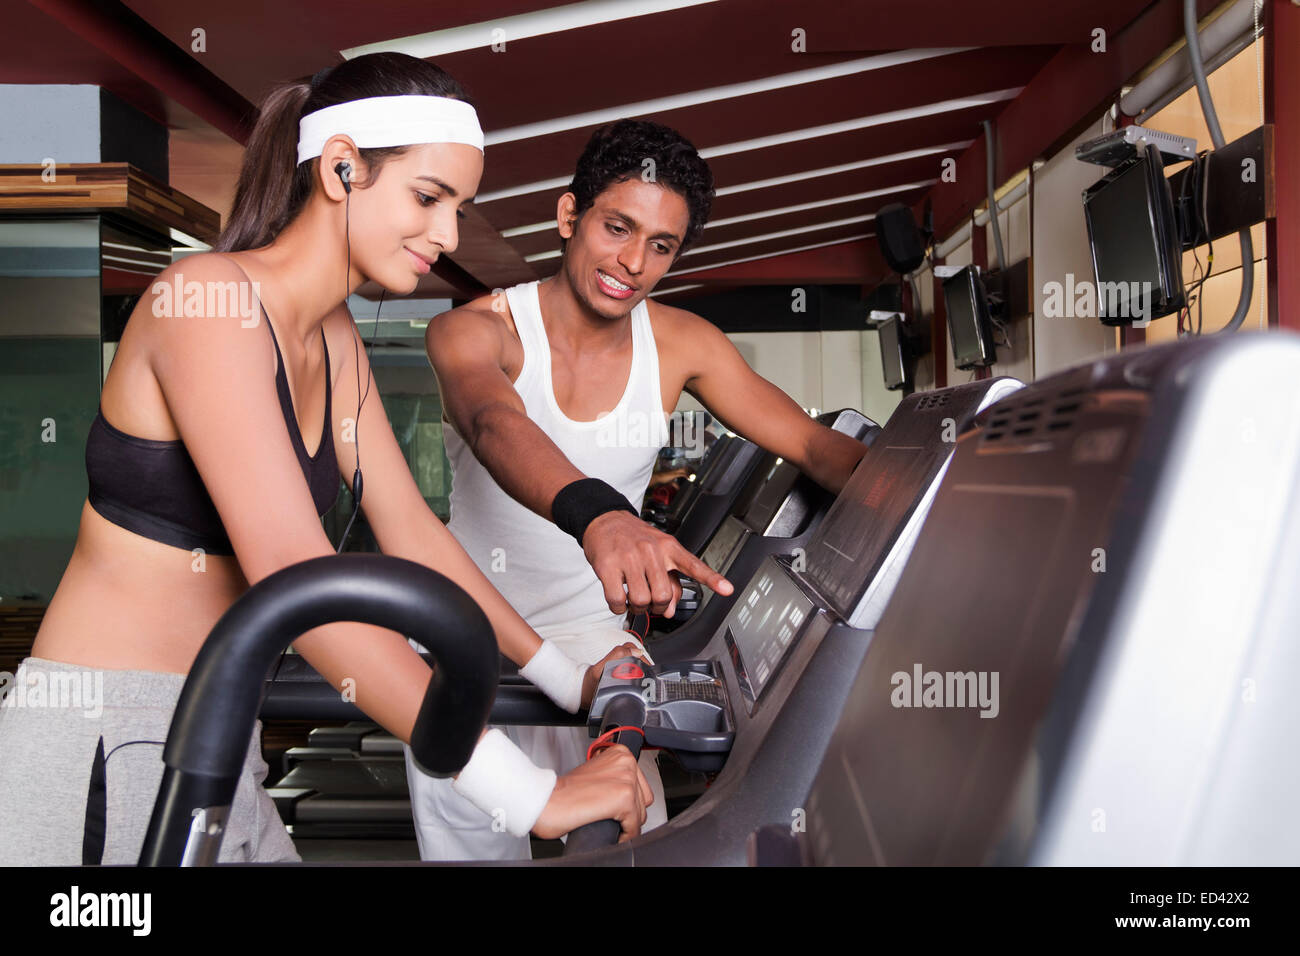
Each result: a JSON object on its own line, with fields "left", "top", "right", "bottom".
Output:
{"left": 428, "top": 292, "right": 516, "bottom": 340}
{"left": 642, "top": 299, "right": 733, "bottom": 358}
{"left": 425, "top": 293, "right": 526, "bottom": 374}
{"left": 644, "top": 297, "right": 727, "bottom": 345}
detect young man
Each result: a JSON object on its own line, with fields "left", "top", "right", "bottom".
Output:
{"left": 408, "top": 119, "right": 868, "bottom": 859}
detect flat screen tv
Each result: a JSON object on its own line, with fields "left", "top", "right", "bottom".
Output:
{"left": 879, "top": 316, "right": 907, "bottom": 390}
{"left": 1082, "top": 146, "right": 1185, "bottom": 325}
{"left": 942, "top": 266, "right": 997, "bottom": 370}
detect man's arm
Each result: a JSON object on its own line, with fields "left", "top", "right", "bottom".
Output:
{"left": 425, "top": 303, "right": 585, "bottom": 518}
{"left": 676, "top": 311, "right": 868, "bottom": 495}
{"left": 426, "top": 303, "right": 732, "bottom": 616}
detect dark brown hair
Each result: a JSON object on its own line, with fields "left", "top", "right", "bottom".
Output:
{"left": 215, "top": 53, "right": 472, "bottom": 253}
{"left": 564, "top": 119, "right": 714, "bottom": 255}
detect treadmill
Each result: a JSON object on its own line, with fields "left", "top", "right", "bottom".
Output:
{"left": 151, "top": 376, "right": 1021, "bottom": 863}
{"left": 562, "top": 375, "right": 1022, "bottom": 863}
{"left": 763, "top": 332, "right": 1300, "bottom": 866}
{"left": 262, "top": 409, "right": 879, "bottom": 838}
{"left": 142, "top": 333, "right": 1300, "bottom": 867}
{"left": 648, "top": 408, "right": 880, "bottom": 635}
{"left": 651, "top": 433, "right": 767, "bottom": 554}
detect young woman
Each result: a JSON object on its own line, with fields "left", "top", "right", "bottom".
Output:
{"left": 0, "top": 52, "right": 651, "bottom": 865}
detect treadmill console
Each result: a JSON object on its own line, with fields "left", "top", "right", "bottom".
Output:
{"left": 723, "top": 562, "right": 817, "bottom": 714}
{"left": 699, "top": 518, "right": 748, "bottom": 590}
{"left": 587, "top": 658, "right": 735, "bottom": 772}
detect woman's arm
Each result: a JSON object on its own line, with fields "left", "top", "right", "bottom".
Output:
{"left": 324, "top": 305, "right": 642, "bottom": 702}
{"left": 148, "top": 259, "right": 650, "bottom": 838}
{"left": 327, "top": 302, "right": 546, "bottom": 668}
{"left": 147, "top": 257, "right": 430, "bottom": 738}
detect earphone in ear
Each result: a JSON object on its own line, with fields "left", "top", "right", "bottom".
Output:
{"left": 331, "top": 151, "right": 379, "bottom": 556}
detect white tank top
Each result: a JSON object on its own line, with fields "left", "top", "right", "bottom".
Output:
{"left": 443, "top": 280, "right": 671, "bottom": 632}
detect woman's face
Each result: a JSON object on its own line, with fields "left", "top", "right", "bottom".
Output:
{"left": 347, "top": 142, "right": 484, "bottom": 294}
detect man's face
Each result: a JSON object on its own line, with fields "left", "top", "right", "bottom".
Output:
{"left": 559, "top": 177, "right": 691, "bottom": 319}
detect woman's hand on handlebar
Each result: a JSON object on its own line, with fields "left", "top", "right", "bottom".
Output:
{"left": 581, "top": 641, "right": 652, "bottom": 710}
{"left": 531, "top": 744, "right": 654, "bottom": 842}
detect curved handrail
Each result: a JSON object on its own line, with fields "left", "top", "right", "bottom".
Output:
{"left": 138, "top": 554, "right": 497, "bottom": 866}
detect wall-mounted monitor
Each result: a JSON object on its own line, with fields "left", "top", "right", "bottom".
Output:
{"left": 878, "top": 316, "right": 907, "bottom": 390}
{"left": 1082, "top": 146, "right": 1185, "bottom": 325}
{"left": 942, "top": 266, "right": 997, "bottom": 370}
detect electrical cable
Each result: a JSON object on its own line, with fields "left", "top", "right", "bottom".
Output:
{"left": 981, "top": 118, "right": 1009, "bottom": 275}
{"left": 269, "top": 158, "right": 382, "bottom": 688}
{"left": 586, "top": 725, "right": 647, "bottom": 760}
{"left": 336, "top": 175, "right": 382, "bottom": 555}
{"left": 1184, "top": 0, "right": 1253, "bottom": 334}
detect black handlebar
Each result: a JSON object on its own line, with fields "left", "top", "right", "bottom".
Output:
{"left": 563, "top": 692, "right": 648, "bottom": 856}
{"left": 139, "top": 554, "right": 498, "bottom": 866}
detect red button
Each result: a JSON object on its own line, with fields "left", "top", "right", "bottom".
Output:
{"left": 611, "top": 662, "right": 644, "bottom": 680}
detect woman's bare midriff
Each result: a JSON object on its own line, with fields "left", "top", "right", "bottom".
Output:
{"left": 31, "top": 501, "right": 251, "bottom": 675}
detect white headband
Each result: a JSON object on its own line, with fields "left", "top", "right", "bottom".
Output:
{"left": 297, "top": 94, "right": 484, "bottom": 165}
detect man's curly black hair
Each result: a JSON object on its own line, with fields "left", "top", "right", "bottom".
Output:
{"left": 564, "top": 119, "right": 714, "bottom": 255}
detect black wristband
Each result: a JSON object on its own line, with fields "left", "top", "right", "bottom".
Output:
{"left": 552, "top": 478, "right": 637, "bottom": 546}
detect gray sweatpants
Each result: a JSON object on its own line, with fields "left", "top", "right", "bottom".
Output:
{"left": 0, "top": 657, "right": 299, "bottom": 866}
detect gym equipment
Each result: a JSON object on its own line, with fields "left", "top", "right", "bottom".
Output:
{"left": 537, "top": 376, "right": 1023, "bottom": 858}
{"left": 259, "top": 409, "right": 878, "bottom": 721}
{"left": 147, "top": 375, "right": 1024, "bottom": 864}
{"left": 138, "top": 554, "right": 498, "bottom": 866}
{"left": 652, "top": 408, "right": 879, "bottom": 633}
{"left": 563, "top": 692, "right": 651, "bottom": 855}
{"left": 767, "top": 332, "right": 1300, "bottom": 865}
{"left": 259, "top": 410, "right": 876, "bottom": 838}
{"left": 647, "top": 434, "right": 766, "bottom": 554}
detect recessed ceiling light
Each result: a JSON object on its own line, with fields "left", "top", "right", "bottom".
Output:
{"left": 502, "top": 145, "right": 968, "bottom": 236}
{"left": 343, "top": 0, "right": 721, "bottom": 59}
{"left": 716, "top": 142, "right": 971, "bottom": 197}
{"left": 486, "top": 49, "right": 969, "bottom": 146}
{"left": 681, "top": 214, "right": 877, "bottom": 258}
{"left": 524, "top": 213, "right": 878, "bottom": 263}
{"left": 649, "top": 283, "right": 705, "bottom": 297}
{"left": 476, "top": 89, "right": 1017, "bottom": 204}
{"left": 667, "top": 233, "right": 875, "bottom": 277}
{"left": 705, "top": 180, "right": 937, "bottom": 230}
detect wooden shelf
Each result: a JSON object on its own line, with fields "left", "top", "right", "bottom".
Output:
{"left": 0, "top": 162, "right": 220, "bottom": 245}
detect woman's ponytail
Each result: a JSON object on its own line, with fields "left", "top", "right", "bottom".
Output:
{"left": 214, "top": 53, "right": 471, "bottom": 254}
{"left": 214, "top": 81, "right": 314, "bottom": 253}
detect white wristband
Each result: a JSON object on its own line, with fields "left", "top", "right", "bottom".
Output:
{"left": 519, "top": 640, "right": 587, "bottom": 714}
{"left": 451, "top": 729, "right": 557, "bottom": 838}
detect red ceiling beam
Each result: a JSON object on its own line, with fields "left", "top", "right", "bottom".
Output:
{"left": 1265, "top": 0, "right": 1298, "bottom": 330}
{"left": 668, "top": 239, "right": 887, "bottom": 285}
{"left": 26, "top": 0, "right": 256, "bottom": 144}
{"left": 918, "top": 0, "right": 1222, "bottom": 242}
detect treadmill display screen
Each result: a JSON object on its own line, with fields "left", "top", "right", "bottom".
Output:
{"left": 805, "top": 444, "right": 942, "bottom": 622}
{"left": 699, "top": 518, "right": 748, "bottom": 610}
{"left": 702, "top": 518, "right": 747, "bottom": 580}
{"left": 724, "top": 564, "right": 815, "bottom": 712}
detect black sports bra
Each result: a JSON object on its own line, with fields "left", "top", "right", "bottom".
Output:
{"left": 85, "top": 306, "right": 339, "bottom": 556}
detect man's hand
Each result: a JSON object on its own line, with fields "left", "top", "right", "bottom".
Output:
{"left": 582, "top": 511, "right": 734, "bottom": 617}
{"left": 532, "top": 744, "right": 654, "bottom": 842}
{"left": 581, "top": 640, "right": 653, "bottom": 710}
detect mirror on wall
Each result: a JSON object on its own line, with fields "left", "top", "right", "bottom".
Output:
{"left": 0, "top": 217, "right": 102, "bottom": 603}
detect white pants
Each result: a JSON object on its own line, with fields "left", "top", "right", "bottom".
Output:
{"left": 403, "top": 624, "right": 667, "bottom": 861}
